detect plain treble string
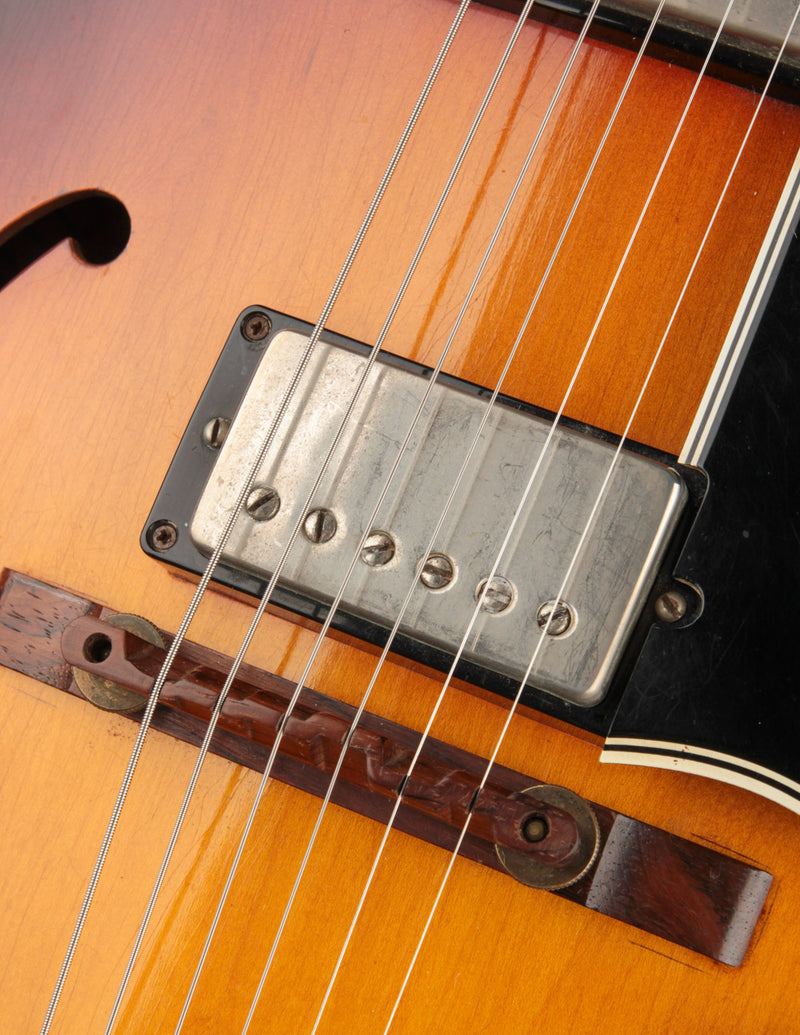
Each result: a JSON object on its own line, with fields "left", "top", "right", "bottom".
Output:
{"left": 310, "top": 0, "right": 758, "bottom": 1027}
{"left": 381, "top": 4, "right": 800, "bottom": 1031}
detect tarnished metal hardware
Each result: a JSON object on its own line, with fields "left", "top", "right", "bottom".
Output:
{"left": 360, "top": 530, "right": 396, "bottom": 567}
{"left": 246, "top": 485, "right": 281, "bottom": 522}
{"left": 202, "top": 416, "right": 231, "bottom": 449}
{"left": 654, "top": 588, "right": 688, "bottom": 623}
{"left": 533, "top": 0, "right": 800, "bottom": 73}
{"left": 420, "top": 553, "right": 456, "bottom": 590}
{"left": 536, "top": 599, "right": 574, "bottom": 637}
{"left": 146, "top": 519, "right": 178, "bottom": 552}
{"left": 240, "top": 311, "right": 271, "bottom": 344}
{"left": 476, "top": 575, "right": 515, "bottom": 614}
{"left": 302, "top": 507, "right": 337, "bottom": 543}
{"left": 496, "top": 784, "right": 600, "bottom": 891}
{"left": 70, "top": 613, "right": 165, "bottom": 713}
{"left": 190, "top": 332, "right": 687, "bottom": 707}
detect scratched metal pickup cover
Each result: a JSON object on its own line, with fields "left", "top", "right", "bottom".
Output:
{"left": 171, "top": 314, "right": 687, "bottom": 708}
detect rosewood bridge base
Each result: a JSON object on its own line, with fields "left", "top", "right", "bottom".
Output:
{"left": 0, "top": 569, "right": 771, "bottom": 966}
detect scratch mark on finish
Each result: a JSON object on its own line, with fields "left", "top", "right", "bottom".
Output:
{"left": 690, "top": 833, "right": 759, "bottom": 865}
{"left": 628, "top": 942, "right": 707, "bottom": 972}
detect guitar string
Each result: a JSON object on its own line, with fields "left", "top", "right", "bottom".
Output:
{"left": 310, "top": 0, "right": 763, "bottom": 1025}
{"left": 382, "top": 12, "right": 800, "bottom": 1028}
{"left": 188, "top": 0, "right": 767, "bottom": 1024}
{"left": 115, "top": 0, "right": 778, "bottom": 1026}
{"left": 99, "top": 3, "right": 479, "bottom": 1029}
{"left": 59, "top": 0, "right": 782, "bottom": 1029}
{"left": 380, "top": 10, "right": 798, "bottom": 1026}
{"left": 39, "top": 4, "right": 474, "bottom": 1033}
{"left": 98, "top": 0, "right": 541, "bottom": 1029}
{"left": 166, "top": 0, "right": 542, "bottom": 1028}
{"left": 165, "top": 4, "right": 610, "bottom": 1031}
{"left": 234, "top": 0, "right": 673, "bottom": 1030}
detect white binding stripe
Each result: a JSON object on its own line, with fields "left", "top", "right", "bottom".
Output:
{"left": 680, "top": 144, "right": 800, "bottom": 467}
{"left": 656, "top": 150, "right": 800, "bottom": 817}
{"left": 601, "top": 738, "right": 800, "bottom": 816}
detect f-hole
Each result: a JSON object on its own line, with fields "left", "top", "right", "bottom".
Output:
{"left": 0, "top": 189, "right": 130, "bottom": 290}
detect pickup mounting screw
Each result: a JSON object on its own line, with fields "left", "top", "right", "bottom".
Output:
{"left": 476, "top": 575, "right": 514, "bottom": 613}
{"left": 360, "top": 530, "right": 395, "bottom": 567}
{"left": 654, "top": 589, "right": 687, "bottom": 623}
{"left": 303, "top": 508, "right": 337, "bottom": 543}
{"left": 241, "top": 311, "right": 272, "bottom": 344}
{"left": 420, "top": 553, "right": 455, "bottom": 590}
{"left": 536, "top": 599, "right": 573, "bottom": 636}
{"left": 147, "top": 520, "right": 178, "bottom": 552}
{"left": 246, "top": 486, "right": 281, "bottom": 522}
{"left": 202, "top": 416, "right": 231, "bottom": 449}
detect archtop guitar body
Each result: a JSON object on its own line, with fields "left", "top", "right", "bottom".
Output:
{"left": 1, "top": 1, "right": 799, "bottom": 1032}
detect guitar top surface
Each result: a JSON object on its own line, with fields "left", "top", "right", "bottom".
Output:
{"left": 1, "top": 1, "right": 799, "bottom": 1032}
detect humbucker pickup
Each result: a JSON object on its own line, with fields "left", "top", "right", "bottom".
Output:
{"left": 143, "top": 308, "right": 691, "bottom": 713}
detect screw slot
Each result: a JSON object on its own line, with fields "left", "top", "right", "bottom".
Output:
{"left": 245, "top": 486, "right": 281, "bottom": 522}
{"left": 360, "top": 530, "right": 396, "bottom": 567}
{"left": 536, "top": 599, "right": 574, "bottom": 637}
{"left": 202, "top": 416, "right": 231, "bottom": 449}
{"left": 83, "top": 633, "right": 113, "bottom": 665}
{"left": 475, "top": 575, "right": 514, "bottom": 614}
{"left": 147, "top": 520, "right": 178, "bottom": 552}
{"left": 241, "top": 311, "right": 272, "bottom": 344}
{"left": 654, "top": 589, "right": 687, "bottom": 623}
{"left": 420, "top": 553, "right": 455, "bottom": 590}
{"left": 303, "top": 508, "right": 337, "bottom": 544}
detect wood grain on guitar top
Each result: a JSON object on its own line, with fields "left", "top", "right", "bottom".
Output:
{"left": 1, "top": 1, "right": 798, "bottom": 1032}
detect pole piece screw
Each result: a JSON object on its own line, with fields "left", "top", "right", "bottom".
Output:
{"left": 241, "top": 311, "right": 272, "bottom": 344}
{"left": 360, "top": 530, "right": 396, "bottom": 567}
{"left": 420, "top": 553, "right": 455, "bottom": 590}
{"left": 303, "top": 508, "right": 337, "bottom": 543}
{"left": 536, "top": 599, "right": 573, "bottom": 637}
{"left": 245, "top": 486, "right": 281, "bottom": 522}
{"left": 476, "top": 575, "right": 514, "bottom": 614}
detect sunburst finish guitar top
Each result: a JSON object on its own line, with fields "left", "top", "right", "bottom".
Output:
{"left": 1, "top": 1, "right": 799, "bottom": 1032}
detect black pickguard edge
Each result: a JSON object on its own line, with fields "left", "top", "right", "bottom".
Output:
{"left": 604, "top": 225, "right": 800, "bottom": 806}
